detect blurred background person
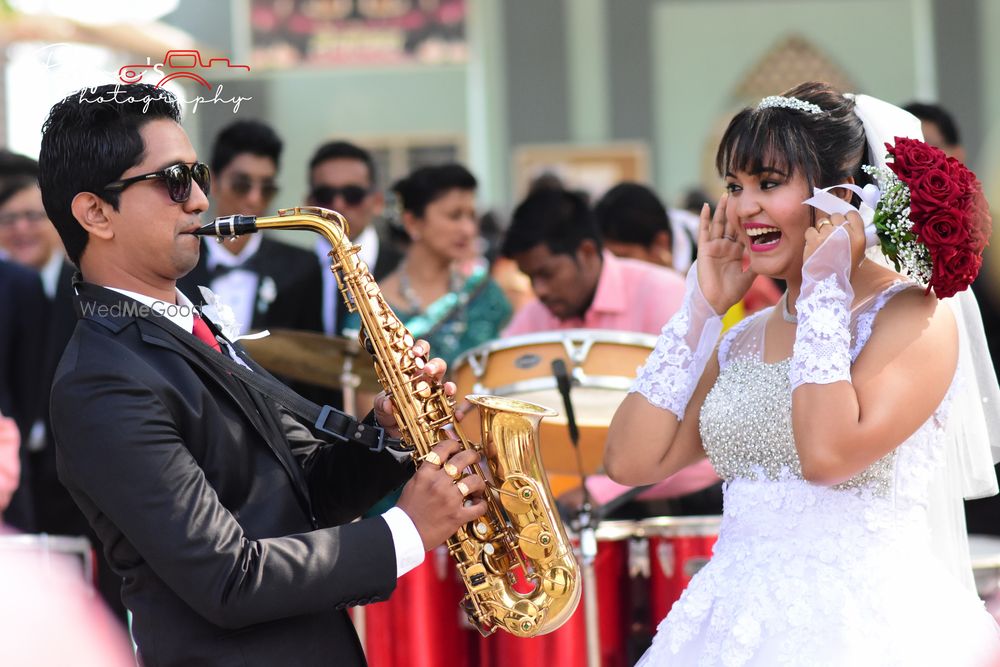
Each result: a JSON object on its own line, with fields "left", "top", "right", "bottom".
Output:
{"left": 0, "top": 253, "right": 45, "bottom": 533}
{"left": 342, "top": 163, "right": 510, "bottom": 366}
{"left": 903, "top": 101, "right": 966, "bottom": 161}
{"left": 500, "top": 187, "right": 721, "bottom": 517}
{"left": 595, "top": 181, "right": 676, "bottom": 268}
{"left": 307, "top": 140, "right": 403, "bottom": 336}
{"left": 180, "top": 120, "right": 323, "bottom": 336}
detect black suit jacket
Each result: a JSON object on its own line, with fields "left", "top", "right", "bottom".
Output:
{"left": 51, "top": 282, "right": 412, "bottom": 667}
{"left": 0, "top": 258, "right": 46, "bottom": 530}
{"left": 31, "top": 261, "right": 82, "bottom": 533}
{"left": 179, "top": 236, "right": 324, "bottom": 333}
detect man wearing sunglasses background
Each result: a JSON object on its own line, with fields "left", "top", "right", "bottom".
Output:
{"left": 37, "top": 83, "right": 487, "bottom": 667}
{"left": 179, "top": 120, "right": 323, "bottom": 336}
{"left": 307, "top": 140, "right": 403, "bottom": 336}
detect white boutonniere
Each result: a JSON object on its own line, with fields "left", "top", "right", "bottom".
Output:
{"left": 198, "top": 286, "right": 270, "bottom": 343}
{"left": 257, "top": 275, "right": 277, "bottom": 314}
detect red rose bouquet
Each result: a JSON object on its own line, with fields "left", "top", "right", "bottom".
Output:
{"left": 865, "top": 137, "right": 992, "bottom": 299}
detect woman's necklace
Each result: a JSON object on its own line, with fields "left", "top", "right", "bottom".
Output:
{"left": 398, "top": 260, "right": 464, "bottom": 313}
{"left": 780, "top": 292, "right": 798, "bottom": 324}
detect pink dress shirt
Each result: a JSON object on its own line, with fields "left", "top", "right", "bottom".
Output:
{"left": 502, "top": 251, "right": 720, "bottom": 505}
{"left": 504, "top": 251, "right": 686, "bottom": 336}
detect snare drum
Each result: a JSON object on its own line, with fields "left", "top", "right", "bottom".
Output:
{"left": 362, "top": 546, "right": 479, "bottom": 667}
{"left": 480, "top": 520, "right": 639, "bottom": 667}
{"left": 453, "top": 330, "right": 656, "bottom": 491}
{"left": 638, "top": 516, "right": 720, "bottom": 625}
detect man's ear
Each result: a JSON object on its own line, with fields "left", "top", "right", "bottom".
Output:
{"left": 577, "top": 237, "right": 600, "bottom": 262}
{"left": 71, "top": 192, "right": 115, "bottom": 241}
{"left": 652, "top": 230, "right": 674, "bottom": 267}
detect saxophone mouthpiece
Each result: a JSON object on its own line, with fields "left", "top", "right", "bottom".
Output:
{"left": 195, "top": 215, "right": 259, "bottom": 237}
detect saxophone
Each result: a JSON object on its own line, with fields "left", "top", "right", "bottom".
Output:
{"left": 196, "top": 207, "right": 581, "bottom": 637}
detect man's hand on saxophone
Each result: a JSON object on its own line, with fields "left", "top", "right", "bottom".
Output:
{"left": 372, "top": 339, "right": 488, "bottom": 551}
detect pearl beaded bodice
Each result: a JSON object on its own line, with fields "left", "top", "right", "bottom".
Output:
{"left": 700, "top": 283, "right": 912, "bottom": 493}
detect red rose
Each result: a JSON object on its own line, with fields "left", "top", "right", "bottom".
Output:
{"left": 967, "top": 190, "right": 993, "bottom": 251}
{"left": 918, "top": 209, "right": 970, "bottom": 247}
{"left": 930, "top": 246, "right": 981, "bottom": 298}
{"left": 946, "top": 157, "right": 979, "bottom": 195}
{"left": 909, "top": 168, "right": 965, "bottom": 218}
{"left": 888, "top": 137, "right": 947, "bottom": 181}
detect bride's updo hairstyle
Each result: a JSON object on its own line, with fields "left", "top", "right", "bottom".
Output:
{"left": 716, "top": 81, "right": 871, "bottom": 209}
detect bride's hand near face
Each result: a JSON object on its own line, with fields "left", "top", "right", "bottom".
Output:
{"left": 802, "top": 210, "right": 867, "bottom": 274}
{"left": 697, "top": 193, "right": 757, "bottom": 315}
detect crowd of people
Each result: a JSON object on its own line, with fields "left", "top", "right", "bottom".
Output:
{"left": 0, "top": 79, "right": 997, "bottom": 666}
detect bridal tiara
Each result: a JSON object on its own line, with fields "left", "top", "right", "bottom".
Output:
{"left": 756, "top": 95, "right": 823, "bottom": 115}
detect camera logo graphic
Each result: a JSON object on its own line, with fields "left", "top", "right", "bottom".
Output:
{"left": 118, "top": 50, "right": 251, "bottom": 90}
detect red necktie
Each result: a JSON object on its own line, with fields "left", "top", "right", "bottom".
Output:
{"left": 192, "top": 315, "right": 222, "bottom": 353}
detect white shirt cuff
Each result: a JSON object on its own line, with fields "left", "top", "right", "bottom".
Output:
{"left": 382, "top": 506, "right": 425, "bottom": 578}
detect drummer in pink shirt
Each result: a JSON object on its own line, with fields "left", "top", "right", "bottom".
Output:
{"left": 500, "top": 188, "right": 720, "bottom": 511}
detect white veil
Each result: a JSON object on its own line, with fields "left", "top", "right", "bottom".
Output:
{"left": 813, "top": 94, "right": 1000, "bottom": 592}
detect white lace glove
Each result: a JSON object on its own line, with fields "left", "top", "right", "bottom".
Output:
{"left": 630, "top": 261, "right": 724, "bottom": 419}
{"left": 789, "top": 226, "right": 855, "bottom": 390}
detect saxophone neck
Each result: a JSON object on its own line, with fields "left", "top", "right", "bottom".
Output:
{"left": 195, "top": 206, "right": 351, "bottom": 249}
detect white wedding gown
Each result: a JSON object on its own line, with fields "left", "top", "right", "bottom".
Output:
{"left": 638, "top": 283, "right": 1000, "bottom": 667}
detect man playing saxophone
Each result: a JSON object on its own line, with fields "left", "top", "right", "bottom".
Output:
{"left": 39, "top": 83, "right": 485, "bottom": 667}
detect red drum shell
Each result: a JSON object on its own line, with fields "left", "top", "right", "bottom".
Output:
{"left": 639, "top": 515, "right": 720, "bottom": 626}
{"left": 479, "top": 520, "right": 636, "bottom": 667}
{"left": 361, "top": 545, "right": 479, "bottom": 667}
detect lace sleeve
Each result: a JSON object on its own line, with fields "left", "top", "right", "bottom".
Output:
{"left": 789, "top": 226, "right": 855, "bottom": 390}
{"left": 630, "top": 261, "right": 724, "bottom": 419}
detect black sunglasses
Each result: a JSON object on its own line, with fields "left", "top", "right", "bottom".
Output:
{"left": 310, "top": 184, "right": 370, "bottom": 207}
{"left": 104, "top": 162, "right": 211, "bottom": 203}
{"left": 229, "top": 174, "right": 279, "bottom": 200}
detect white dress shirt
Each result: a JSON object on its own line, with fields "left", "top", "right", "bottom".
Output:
{"left": 39, "top": 250, "right": 66, "bottom": 299}
{"left": 202, "top": 235, "right": 264, "bottom": 336}
{"left": 102, "top": 284, "right": 424, "bottom": 577}
{"left": 315, "top": 224, "right": 380, "bottom": 335}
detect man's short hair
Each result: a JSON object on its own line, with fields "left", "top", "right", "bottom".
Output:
{"left": 594, "top": 182, "right": 672, "bottom": 248}
{"left": 210, "top": 120, "right": 283, "bottom": 174}
{"left": 0, "top": 151, "right": 40, "bottom": 208}
{"left": 903, "top": 102, "right": 961, "bottom": 146}
{"left": 501, "top": 188, "right": 602, "bottom": 258}
{"left": 307, "top": 140, "right": 377, "bottom": 187}
{"left": 38, "top": 83, "right": 181, "bottom": 267}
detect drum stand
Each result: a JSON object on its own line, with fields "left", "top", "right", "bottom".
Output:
{"left": 573, "top": 496, "right": 602, "bottom": 667}
{"left": 551, "top": 358, "right": 603, "bottom": 667}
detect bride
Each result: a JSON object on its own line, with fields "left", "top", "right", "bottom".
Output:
{"left": 605, "top": 81, "right": 1000, "bottom": 666}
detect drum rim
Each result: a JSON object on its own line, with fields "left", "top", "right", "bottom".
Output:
{"left": 452, "top": 328, "right": 659, "bottom": 370}
{"left": 635, "top": 515, "right": 722, "bottom": 537}
{"left": 485, "top": 376, "right": 636, "bottom": 399}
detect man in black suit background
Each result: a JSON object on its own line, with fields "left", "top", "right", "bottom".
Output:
{"left": 39, "top": 83, "right": 486, "bottom": 667}
{"left": 307, "top": 140, "right": 403, "bottom": 336}
{"left": 0, "top": 256, "right": 45, "bottom": 531}
{"left": 179, "top": 120, "right": 323, "bottom": 335}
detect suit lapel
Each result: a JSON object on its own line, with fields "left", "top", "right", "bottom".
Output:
{"left": 135, "top": 317, "right": 314, "bottom": 511}
{"left": 73, "top": 283, "right": 313, "bottom": 512}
